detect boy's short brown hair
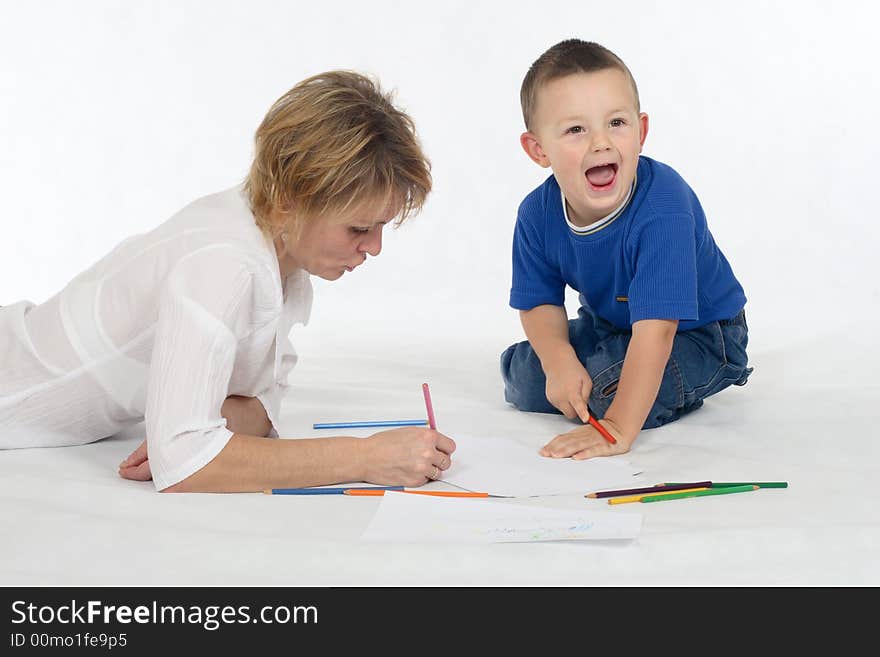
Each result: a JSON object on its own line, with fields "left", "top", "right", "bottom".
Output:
{"left": 520, "top": 39, "right": 640, "bottom": 131}
{"left": 245, "top": 70, "right": 431, "bottom": 235}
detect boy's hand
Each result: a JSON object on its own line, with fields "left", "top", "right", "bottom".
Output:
{"left": 539, "top": 417, "right": 634, "bottom": 460}
{"left": 544, "top": 356, "right": 593, "bottom": 423}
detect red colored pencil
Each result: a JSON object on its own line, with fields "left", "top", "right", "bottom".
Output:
{"left": 587, "top": 414, "right": 617, "bottom": 445}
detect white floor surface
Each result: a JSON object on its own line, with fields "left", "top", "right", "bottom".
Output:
{"left": 2, "top": 329, "right": 877, "bottom": 586}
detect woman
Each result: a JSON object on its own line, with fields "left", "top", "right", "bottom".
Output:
{"left": 0, "top": 71, "right": 455, "bottom": 492}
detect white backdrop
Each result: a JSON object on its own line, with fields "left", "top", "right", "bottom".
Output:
{"left": 2, "top": 1, "right": 880, "bottom": 588}
{"left": 2, "top": 0, "right": 878, "bottom": 361}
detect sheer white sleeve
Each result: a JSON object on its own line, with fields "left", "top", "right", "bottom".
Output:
{"left": 253, "top": 270, "right": 311, "bottom": 439}
{"left": 255, "top": 386, "right": 284, "bottom": 439}
{"left": 145, "top": 246, "right": 269, "bottom": 491}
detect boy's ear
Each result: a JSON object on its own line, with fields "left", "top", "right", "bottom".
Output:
{"left": 638, "top": 113, "right": 649, "bottom": 151}
{"left": 520, "top": 131, "right": 551, "bottom": 168}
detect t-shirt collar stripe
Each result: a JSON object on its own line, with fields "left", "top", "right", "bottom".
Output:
{"left": 562, "top": 173, "right": 637, "bottom": 235}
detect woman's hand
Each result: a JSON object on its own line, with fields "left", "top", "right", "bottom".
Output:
{"left": 360, "top": 427, "right": 457, "bottom": 487}
{"left": 118, "top": 439, "right": 152, "bottom": 481}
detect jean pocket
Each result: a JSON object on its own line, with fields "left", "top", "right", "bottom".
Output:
{"left": 721, "top": 322, "right": 749, "bottom": 370}
{"left": 715, "top": 321, "right": 752, "bottom": 389}
{"left": 650, "top": 358, "right": 686, "bottom": 426}
{"left": 588, "top": 360, "right": 623, "bottom": 418}
{"left": 590, "top": 358, "right": 687, "bottom": 429}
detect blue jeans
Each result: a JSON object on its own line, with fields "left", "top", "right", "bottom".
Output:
{"left": 500, "top": 307, "right": 753, "bottom": 429}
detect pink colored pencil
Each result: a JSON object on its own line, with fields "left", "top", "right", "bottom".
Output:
{"left": 422, "top": 383, "right": 437, "bottom": 430}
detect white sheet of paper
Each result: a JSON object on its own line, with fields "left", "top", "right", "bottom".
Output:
{"left": 438, "top": 433, "right": 641, "bottom": 497}
{"left": 360, "top": 492, "right": 642, "bottom": 544}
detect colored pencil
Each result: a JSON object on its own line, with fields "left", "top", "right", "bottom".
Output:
{"left": 264, "top": 486, "right": 405, "bottom": 495}
{"left": 661, "top": 481, "right": 788, "bottom": 489}
{"left": 640, "top": 484, "right": 758, "bottom": 503}
{"left": 343, "top": 489, "right": 489, "bottom": 498}
{"left": 587, "top": 480, "right": 712, "bottom": 499}
{"left": 584, "top": 481, "right": 712, "bottom": 498}
{"left": 712, "top": 481, "right": 788, "bottom": 489}
{"left": 607, "top": 487, "right": 710, "bottom": 505}
{"left": 422, "top": 383, "right": 437, "bottom": 430}
{"left": 587, "top": 414, "right": 617, "bottom": 445}
{"left": 313, "top": 420, "right": 428, "bottom": 429}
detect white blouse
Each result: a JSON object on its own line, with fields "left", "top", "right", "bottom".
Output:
{"left": 0, "top": 186, "right": 312, "bottom": 490}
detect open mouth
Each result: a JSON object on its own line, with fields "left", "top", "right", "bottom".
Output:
{"left": 585, "top": 163, "right": 618, "bottom": 191}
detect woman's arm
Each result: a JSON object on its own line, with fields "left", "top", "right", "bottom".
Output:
{"left": 133, "top": 252, "right": 458, "bottom": 492}
{"left": 119, "top": 396, "right": 457, "bottom": 493}
{"left": 161, "top": 433, "right": 364, "bottom": 492}
{"left": 221, "top": 395, "right": 273, "bottom": 437}
{"left": 163, "top": 424, "right": 455, "bottom": 493}
{"left": 120, "top": 428, "right": 457, "bottom": 493}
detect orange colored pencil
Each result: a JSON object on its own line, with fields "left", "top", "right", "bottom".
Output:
{"left": 404, "top": 490, "right": 489, "bottom": 498}
{"left": 343, "top": 489, "right": 488, "bottom": 498}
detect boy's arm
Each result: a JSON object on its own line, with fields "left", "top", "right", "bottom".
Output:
{"left": 520, "top": 305, "right": 592, "bottom": 422}
{"left": 603, "top": 319, "right": 678, "bottom": 441}
{"left": 540, "top": 318, "right": 677, "bottom": 459}
{"left": 520, "top": 304, "right": 574, "bottom": 369}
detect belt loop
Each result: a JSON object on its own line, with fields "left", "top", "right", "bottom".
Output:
{"left": 719, "top": 309, "right": 746, "bottom": 327}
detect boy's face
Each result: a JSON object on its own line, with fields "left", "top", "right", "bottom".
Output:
{"left": 280, "top": 197, "right": 395, "bottom": 281}
{"left": 521, "top": 68, "right": 648, "bottom": 226}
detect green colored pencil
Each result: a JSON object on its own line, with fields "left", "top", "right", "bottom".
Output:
{"left": 662, "top": 481, "right": 788, "bottom": 489}
{"left": 641, "top": 484, "right": 758, "bottom": 503}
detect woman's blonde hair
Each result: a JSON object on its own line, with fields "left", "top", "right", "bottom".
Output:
{"left": 244, "top": 70, "right": 432, "bottom": 236}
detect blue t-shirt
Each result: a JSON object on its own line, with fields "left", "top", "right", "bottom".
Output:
{"left": 509, "top": 156, "right": 746, "bottom": 330}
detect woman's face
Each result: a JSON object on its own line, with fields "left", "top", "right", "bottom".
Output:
{"left": 280, "top": 198, "right": 396, "bottom": 280}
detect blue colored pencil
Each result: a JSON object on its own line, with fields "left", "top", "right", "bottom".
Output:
{"left": 264, "top": 486, "right": 405, "bottom": 495}
{"left": 313, "top": 420, "right": 428, "bottom": 429}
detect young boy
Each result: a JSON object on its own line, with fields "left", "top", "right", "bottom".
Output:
{"left": 501, "top": 39, "right": 752, "bottom": 460}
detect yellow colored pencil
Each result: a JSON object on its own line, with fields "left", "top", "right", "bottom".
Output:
{"left": 608, "top": 487, "right": 710, "bottom": 505}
